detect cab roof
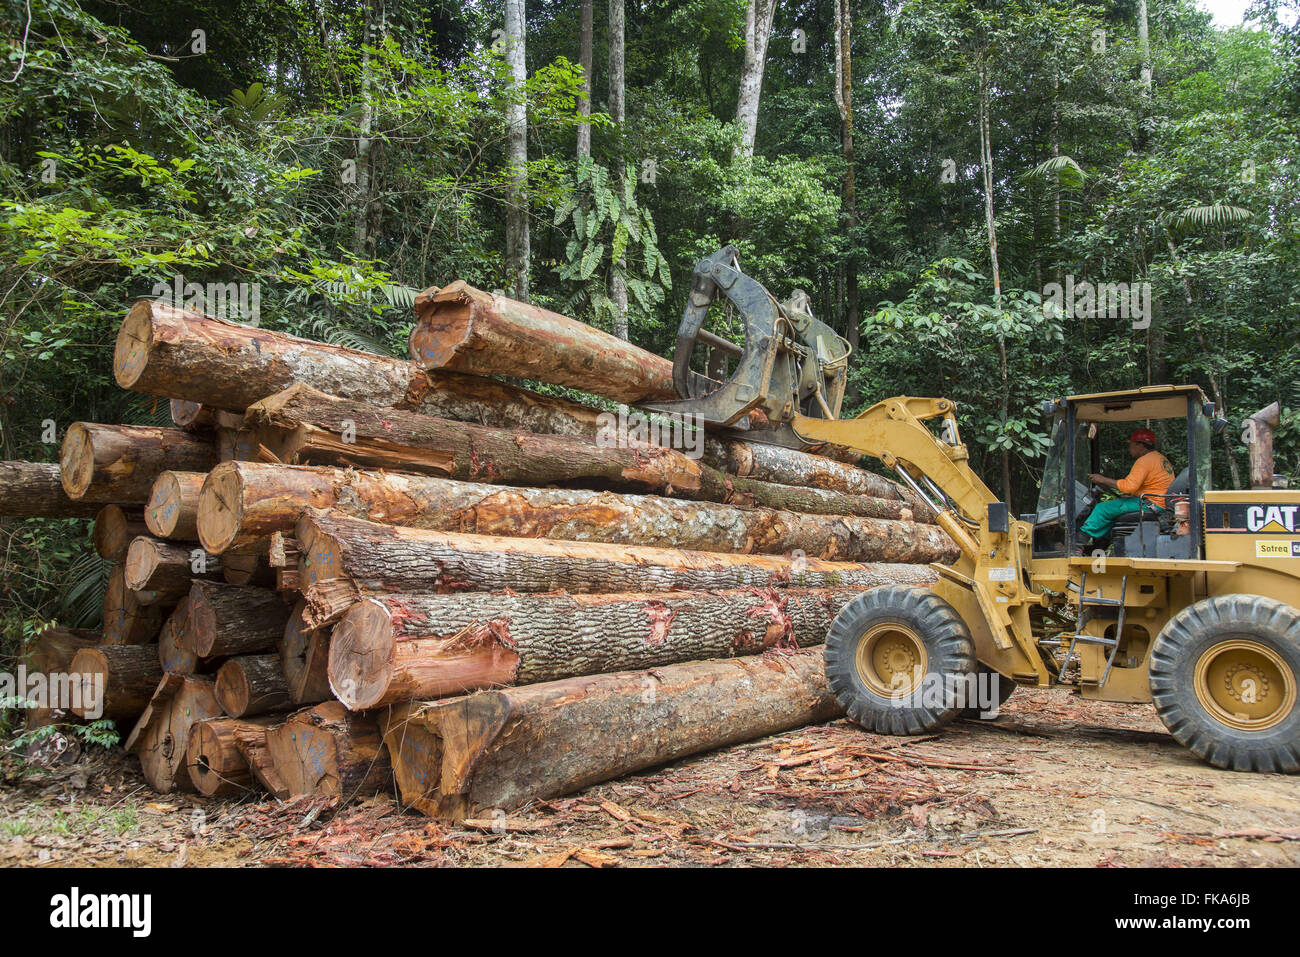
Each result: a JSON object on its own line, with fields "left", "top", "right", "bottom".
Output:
{"left": 1056, "top": 385, "right": 1210, "bottom": 423}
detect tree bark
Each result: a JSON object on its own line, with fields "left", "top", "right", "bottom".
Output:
{"left": 59, "top": 423, "right": 215, "bottom": 503}
{"left": 125, "top": 674, "right": 224, "bottom": 793}
{"left": 329, "top": 586, "right": 861, "bottom": 709}
{"left": 835, "top": 0, "right": 860, "bottom": 359}
{"left": 23, "top": 627, "right": 100, "bottom": 731}
{"left": 144, "top": 471, "right": 205, "bottom": 541}
{"left": 408, "top": 281, "right": 675, "bottom": 402}
{"left": 200, "top": 462, "right": 958, "bottom": 562}
{"left": 608, "top": 0, "right": 629, "bottom": 340}
{"left": 185, "top": 715, "right": 283, "bottom": 797}
{"left": 382, "top": 646, "right": 842, "bottom": 819}
{"left": 281, "top": 599, "right": 334, "bottom": 706}
{"left": 124, "top": 536, "right": 219, "bottom": 604}
{"left": 297, "top": 508, "right": 937, "bottom": 619}
{"left": 215, "top": 654, "right": 292, "bottom": 718}
{"left": 577, "top": 0, "right": 593, "bottom": 158}
{"left": 504, "top": 0, "right": 530, "bottom": 302}
{"left": 734, "top": 0, "right": 778, "bottom": 157}
{"left": 158, "top": 599, "right": 200, "bottom": 675}
{"left": 94, "top": 505, "right": 149, "bottom": 561}
{"left": 70, "top": 645, "right": 163, "bottom": 720}
{"left": 103, "top": 565, "right": 167, "bottom": 645}
{"left": 264, "top": 701, "right": 391, "bottom": 800}
{"left": 184, "top": 581, "right": 291, "bottom": 658}
{"left": 0, "top": 462, "right": 103, "bottom": 518}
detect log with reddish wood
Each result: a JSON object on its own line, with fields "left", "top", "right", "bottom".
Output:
{"left": 125, "top": 674, "right": 223, "bottom": 793}
{"left": 124, "top": 536, "right": 220, "bottom": 605}
{"left": 69, "top": 645, "right": 164, "bottom": 720}
{"left": 215, "top": 654, "right": 292, "bottom": 717}
{"left": 296, "top": 509, "right": 936, "bottom": 621}
{"left": 182, "top": 581, "right": 291, "bottom": 658}
{"left": 59, "top": 423, "right": 215, "bottom": 504}
{"left": 328, "top": 586, "right": 860, "bottom": 710}
{"left": 281, "top": 600, "right": 333, "bottom": 706}
{"left": 157, "top": 599, "right": 200, "bottom": 675}
{"left": 93, "top": 505, "right": 149, "bottom": 562}
{"left": 221, "top": 552, "right": 275, "bottom": 587}
{"left": 409, "top": 281, "right": 676, "bottom": 403}
{"left": 102, "top": 565, "right": 166, "bottom": 645}
{"left": 263, "top": 702, "right": 391, "bottom": 800}
{"left": 144, "top": 471, "right": 205, "bottom": 541}
{"left": 23, "top": 627, "right": 101, "bottom": 730}
{"left": 185, "top": 715, "right": 285, "bottom": 797}
{"left": 199, "top": 462, "right": 956, "bottom": 563}
{"left": 0, "top": 461, "right": 104, "bottom": 519}
{"left": 382, "top": 647, "right": 842, "bottom": 819}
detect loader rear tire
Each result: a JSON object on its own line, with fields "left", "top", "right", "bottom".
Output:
{"left": 825, "top": 586, "right": 976, "bottom": 735}
{"left": 1150, "top": 594, "right": 1300, "bottom": 773}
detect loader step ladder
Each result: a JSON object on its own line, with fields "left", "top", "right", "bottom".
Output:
{"left": 1058, "top": 571, "right": 1127, "bottom": 688}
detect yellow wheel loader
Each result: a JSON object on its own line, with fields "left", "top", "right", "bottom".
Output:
{"left": 641, "top": 248, "right": 1300, "bottom": 772}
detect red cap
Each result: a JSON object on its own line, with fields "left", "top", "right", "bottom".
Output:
{"left": 1129, "top": 428, "right": 1157, "bottom": 447}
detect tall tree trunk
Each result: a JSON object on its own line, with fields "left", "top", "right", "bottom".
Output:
{"left": 734, "top": 0, "right": 778, "bottom": 157}
{"left": 504, "top": 0, "right": 530, "bottom": 301}
{"left": 1137, "top": 0, "right": 1153, "bottom": 97}
{"left": 608, "top": 0, "right": 629, "bottom": 340}
{"left": 577, "top": 0, "right": 593, "bottom": 158}
{"left": 977, "top": 54, "right": 1011, "bottom": 505}
{"left": 835, "top": 0, "right": 859, "bottom": 360}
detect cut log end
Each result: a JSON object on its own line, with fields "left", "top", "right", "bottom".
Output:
{"left": 197, "top": 463, "right": 243, "bottom": 554}
{"left": 328, "top": 600, "right": 393, "bottom": 710}
{"left": 59, "top": 423, "right": 94, "bottom": 500}
{"left": 145, "top": 470, "right": 202, "bottom": 540}
{"left": 113, "top": 299, "right": 155, "bottom": 391}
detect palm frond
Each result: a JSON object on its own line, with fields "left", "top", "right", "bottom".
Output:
{"left": 1163, "top": 203, "right": 1253, "bottom": 232}
{"left": 1022, "top": 155, "right": 1085, "bottom": 188}
{"left": 57, "top": 551, "right": 110, "bottom": 629}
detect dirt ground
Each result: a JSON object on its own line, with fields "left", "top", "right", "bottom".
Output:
{"left": 2, "top": 686, "right": 1298, "bottom": 868}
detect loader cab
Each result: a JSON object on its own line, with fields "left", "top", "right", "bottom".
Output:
{"left": 1029, "top": 385, "right": 1216, "bottom": 560}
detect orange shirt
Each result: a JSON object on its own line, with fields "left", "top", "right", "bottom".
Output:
{"left": 1117, "top": 450, "right": 1175, "bottom": 506}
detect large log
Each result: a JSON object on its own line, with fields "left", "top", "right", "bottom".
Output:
{"left": 0, "top": 462, "right": 104, "bottom": 519}
{"left": 281, "top": 600, "right": 333, "bottom": 706}
{"left": 59, "top": 423, "right": 215, "bottom": 503}
{"left": 296, "top": 509, "right": 936, "bottom": 619}
{"left": 124, "top": 674, "right": 223, "bottom": 793}
{"left": 144, "top": 471, "right": 205, "bottom": 541}
{"left": 69, "top": 645, "right": 163, "bottom": 720}
{"left": 124, "top": 536, "right": 220, "bottom": 604}
{"left": 263, "top": 702, "right": 391, "bottom": 800}
{"left": 93, "top": 505, "right": 149, "bottom": 562}
{"left": 383, "top": 647, "right": 842, "bottom": 819}
{"left": 183, "top": 581, "right": 291, "bottom": 658}
{"left": 23, "top": 627, "right": 101, "bottom": 730}
{"left": 245, "top": 383, "right": 915, "bottom": 520}
{"left": 215, "top": 654, "right": 292, "bottom": 717}
{"left": 157, "top": 599, "right": 200, "bottom": 675}
{"left": 185, "top": 715, "right": 283, "bottom": 797}
{"left": 328, "top": 587, "right": 859, "bottom": 710}
{"left": 409, "top": 281, "right": 676, "bottom": 403}
{"left": 102, "top": 565, "right": 166, "bottom": 645}
{"left": 199, "top": 462, "right": 956, "bottom": 563}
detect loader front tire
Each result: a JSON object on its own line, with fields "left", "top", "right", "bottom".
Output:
{"left": 1150, "top": 595, "right": 1300, "bottom": 773}
{"left": 825, "top": 586, "right": 976, "bottom": 736}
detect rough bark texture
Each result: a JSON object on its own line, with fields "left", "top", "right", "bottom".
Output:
{"left": 263, "top": 702, "right": 391, "bottom": 800}
{"left": 735, "top": 0, "right": 778, "bottom": 156}
{"left": 503, "top": 0, "right": 530, "bottom": 302}
{"left": 0, "top": 461, "right": 103, "bottom": 518}
{"left": 383, "top": 647, "right": 842, "bottom": 819}
{"left": 23, "top": 627, "right": 101, "bottom": 730}
{"left": 124, "top": 535, "right": 219, "bottom": 604}
{"left": 184, "top": 581, "right": 291, "bottom": 658}
{"left": 93, "top": 505, "right": 149, "bottom": 562}
{"left": 409, "top": 281, "right": 676, "bottom": 403}
{"left": 60, "top": 422, "right": 215, "bottom": 503}
{"left": 158, "top": 599, "right": 200, "bottom": 675}
{"left": 103, "top": 565, "right": 167, "bottom": 645}
{"left": 329, "top": 587, "right": 860, "bottom": 709}
{"left": 144, "top": 471, "right": 205, "bottom": 541}
{"left": 281, "top": 600, "right": 334, "bottom": 706}
{"left": 215, "top": 654, "right": 292, "bottom": 717}
{"left": 186, "top": 716, "right": 281, "bottom": 797}
{"left": 297, "top": 509, "right": 936, "bottom": 615}
{"left": 70, "top": 645, "right": 163, "bottom": 720}
{"left": 201, "top": 462, "right": 957, "bottom": 563}
{"left": 125, "top": 674, "right": 223, "bottom": 793}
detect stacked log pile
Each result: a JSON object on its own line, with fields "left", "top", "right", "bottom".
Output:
{"left": 2, "top": 284, "right": 955, "bottom": 816}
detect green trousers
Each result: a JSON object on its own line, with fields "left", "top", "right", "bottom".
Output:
{"left": 1080, "top": 496, "right": 1161, "bottom": 541}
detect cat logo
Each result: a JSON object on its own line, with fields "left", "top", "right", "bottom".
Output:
{"left": 1246, "top": 505, "right": 1299, "bottom": 534}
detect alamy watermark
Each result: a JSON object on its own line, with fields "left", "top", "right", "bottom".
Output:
{"left": 1042, "top": 274, "right": 1152, "bottom": 330}
{"left": 151, "top": 273, "right": 262, "bottom": 326}
{"left": 0, "top": 668, "right": 103, "bottom": 720}
{"left": 889, "top": 668, "right": 1005, "bottom": 718}
{"left": 595, "top": 409, "right": 705, "bottom": 460}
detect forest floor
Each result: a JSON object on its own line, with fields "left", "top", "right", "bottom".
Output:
{"left": 2, "top": 686, "right": 1298, "bottom": 868}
